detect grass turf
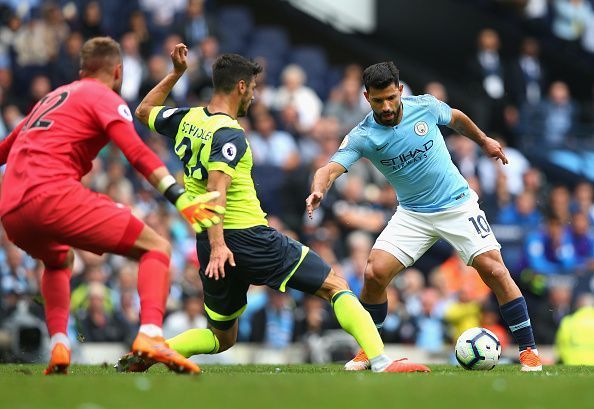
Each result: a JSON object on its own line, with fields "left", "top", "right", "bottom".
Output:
{"left": 1, "top": 364, "right": 593, "bottom": 409}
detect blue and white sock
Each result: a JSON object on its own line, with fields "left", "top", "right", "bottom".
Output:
{"left": 499, "top": 297, "right": 537, "bottom": 352}
{"left": 360, "top": 301, "right": 388, "bottom": 332}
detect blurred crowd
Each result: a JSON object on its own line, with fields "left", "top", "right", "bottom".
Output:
{"left": 0, "top": 0, "right": 594, "bottom": 364}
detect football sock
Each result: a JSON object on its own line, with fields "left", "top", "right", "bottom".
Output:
{"left": 139, "top": 324, "right": 163, "bottom": 338}
{"left": 167, "top": 329, "right": 220, "bottom": 357}
{"left": 41, "top": 267, "right": 71, "bottom": 336}
{"left": 499, "top": 296, "right": 536, "bottom": 352}
{"left": 332, "top": 290, "right": 384, "bottom": 360}
{"left": 360, "top": 300, "right": 388, "bottom": 331}
{"left": 137, "top": 250, "right": 170, "bottom": 327}
{"left": 370, "top": 354, "right": 393, "bottom": 372}
{"left": 49, "top": 333, "right": 71, "bottom": 350}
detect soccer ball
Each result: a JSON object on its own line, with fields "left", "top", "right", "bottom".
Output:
{"left": 455, "top": 327, "right": 501, "bottom": 370}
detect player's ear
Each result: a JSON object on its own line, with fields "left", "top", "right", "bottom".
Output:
{"left": 398, "top": 83, "right": 404, "bottom": 94}
{"left": 364, "top": 91, "right": 370, "bottom": 102}
{"left": 237, "top": 79, "right": 247, "bottom": 95}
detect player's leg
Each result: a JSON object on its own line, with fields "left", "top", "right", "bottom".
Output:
{"left": 2, "top": 206, "right": 74, "bottom": 374}
{"left": 471, "top": 250, "right": 541, "bottom": 371}
{"left": 287, "top": 248, "right": 429, "bottom": 373}
{"left": 435, "top": 192, "right": 541, "bottom": 371}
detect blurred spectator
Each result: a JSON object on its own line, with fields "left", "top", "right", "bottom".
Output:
{"left": 382, "top": 285, "right": 417, "bottom": 344}
{"left": 467, "top": 28, "right": 506, "bottom": 131}
{"left": 51, "top": 31, "right": 83, "bottom": 87}
{"left": 532, "top": 278, "right": 573, "bottom": 343}
{"left": 294, "top": 295, "right": 335, "bottom": 340}
{"left": 415, "top": 288, "right": 446, "bottom": 352}
{"left": 189, "top": 35, "right": 219, "bottom": 100}
{"left": 120, "top": 32, "right": 145, "bottom": 103}
{"left": 140, "top": 0, "right": 187, "bottom": 41}
{"left": 139, "top": 54, "right": 169, "bottom": 102}
{"left": 70, "top": 264, "right": 114, "bottom": 314}
{"left": 76, "top": 282, "right": 130, "bottom": 343}
{"left": 548, "top": 185, "right": 572, "bottom": 224}
{"left": 572, "top": 181, "right": 594, "bottom": 223}
{"left": 527, "top": 81, "right": 578, "bottom": 147}
{"left": 552, "top": 0, "right": 594, "bottom": 44}
{"left": 569, "top": 212, "right": 594, "bottom": 271}
{"left": 79, "top": 1, "right": 104, "bottom": 40}
{"left": 448, "top": 134, "right": 479, "bottom": 180}
{"left": 340, "top": 231, "right": 372, "bottom": 296}
{"left": 324, "top": 76, "right": 368, "bottom": 135}
{"left": 521, "top": 215, "right": 578, "bottom": 296}
{"left": 555, "top": 293, "right": 594, "bottom": 364}
{"left": 128, "top": 10, "right": 155, "bottom": 59}
{"left": 1, "top": 245, "right": 36, "bottom": 298}
{"left": 272, "top": 64, "right": 323, "bottom": 132}
{"left": 248, "top": 110, "right": 300, "bottom": 171}
{"left": 430, "top": 254, "right": 491, "bottom": 302}
{"left": 162, "top": 33, "right": 190, "bottom": 102}
{"left": 250, "top": 290, "right": 296, "bottom": 349}
{"left": 497, "top": 190, "right": 542, "bottom": 227}
{"left": 507, "top": 37, "right": 546, "bottom": 107}
{"left": 163, "top": 291, "right": 207, "bottom": 339}
{"left": 444, "top": 281, "right": 483, "bottom": 341}
{"left": 478, "top": 137, "right": 530, "bottom": 197}
{"left": 174, "top": 0, "right": 217, "bottom": 48}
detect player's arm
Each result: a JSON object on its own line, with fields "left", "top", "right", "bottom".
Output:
{"left": 135, "top": 43, "right": 188, "bottom": 126}
{"left": 448, "top": 109, "right": 508, "bottom": 164}
{"left": 306, "top": 161, "right": 346, "bottom": 218}
{"left": 204, "top": 170, "right": 235, "bottom": 281}
{"left": 0, "top": 119, "right": 26, "bottom": 165}
{"left": 107, "top": 121, "right": 224, "bottom": 232}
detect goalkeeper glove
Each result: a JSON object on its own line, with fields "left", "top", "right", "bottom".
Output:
{"left": 175, "top": 191, "right": 225, "bottom": 233}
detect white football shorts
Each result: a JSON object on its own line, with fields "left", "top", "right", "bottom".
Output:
{"left": 373, "top": 191, "right": 501, "bottom": 267}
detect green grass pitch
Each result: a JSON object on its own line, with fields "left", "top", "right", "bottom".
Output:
{"left": 1, "top": 364, "right": 593, "bottom": 409}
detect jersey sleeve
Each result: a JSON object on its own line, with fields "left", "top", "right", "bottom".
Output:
{"left": 207, "top": 127, "right": 248, "bottom": 178}
{"left": 424, "top": 94, "right": 452, "bottom": 125}
{"left": 93, "top": 90, "right": 137, "bottom": 130}
{"left": 330, "top": 130, "right": 363, "bottom": 171}
{"left": 0, "top": 118, "right": 26, "bottom": 165}
{"left": 148, "top": 106, "right": 190, "bottom": 139}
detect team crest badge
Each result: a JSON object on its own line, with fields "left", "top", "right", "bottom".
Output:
{"left": 414, "top": 121, "right": 429, "bottom": 136}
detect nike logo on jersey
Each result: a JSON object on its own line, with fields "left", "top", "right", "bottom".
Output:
{"left": 376, "top": 143, "right": 389, "bottom": 151}
{"left": 480, "top": 233, "right": 491, "bottom": 239}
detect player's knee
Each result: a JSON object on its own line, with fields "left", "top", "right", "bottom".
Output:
{"left": 216, "top": 333, "right": 236, "bottom": 352}
{"left": 317, "top": 270, "right": 349, "bottom": 301}
{"left": 364, "top": 262, "right": 391, "bottom": 289}
{"left": 151, "top": 237, "right": 171, "bottom": 258}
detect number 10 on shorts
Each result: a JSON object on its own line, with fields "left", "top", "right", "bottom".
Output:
{"left": 468, "top": 215, "right": 491, "bottom": 238}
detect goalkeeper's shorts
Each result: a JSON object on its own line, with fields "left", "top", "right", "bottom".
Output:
{"left": 195, "top": 225, "right": 331, "bottom": 330}
{"left": 1, "top": 182, "right": 144, "bottom": 267}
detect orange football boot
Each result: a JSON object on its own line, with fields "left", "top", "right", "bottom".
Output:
{"left": 520, "top": 347, "right": 542, "bottom": 372}
{"left": 381, "top": 358, "right": 431, "bottom": 373}
{"left": 344, "top": 349, "right": 371, "bottom": 371}
{"left": 131, "top": 333, "right": 200, "bottom": 374}
{"left": 44, "top": 343, "right": 71, "bottom": 375}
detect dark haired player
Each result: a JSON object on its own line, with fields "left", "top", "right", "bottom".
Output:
{"left": 307, "top": 61, "right": 542, "bottom": 372}
{"left": 116, "top": 45, "right": 429, "bottom": 373}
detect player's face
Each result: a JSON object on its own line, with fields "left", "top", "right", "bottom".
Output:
{"left": 113, "top": 62, "right": 123, "bottom": 94}
{"left": 237, "top": 78, "right": 256, "bottom": 117}
{"left": 365, "top": 82, "right": 404, "bottom": 126}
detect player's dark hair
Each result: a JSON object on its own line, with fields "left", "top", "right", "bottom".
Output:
{"left": 80, "top": 36, "right": 121, "bottom": 75}
{"left": 363, "top": 61, "right": 400, "bottom": 91}
{"left": 212, "top": 54, "right": 263, "bottom": 93}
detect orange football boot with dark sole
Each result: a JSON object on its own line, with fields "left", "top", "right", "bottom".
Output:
{"left": 131, "top": 333, "right": 200, "bottom": 374}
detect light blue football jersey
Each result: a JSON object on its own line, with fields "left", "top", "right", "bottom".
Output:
{"left": 331, "top": 94, "right": 470, "bottom": 213}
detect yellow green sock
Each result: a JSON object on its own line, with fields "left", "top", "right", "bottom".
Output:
{"left": 166, "top": 329, "right": 220, "bottom": 358}
{"left": 332, "top": 290, "right": 384, "bottom": 359}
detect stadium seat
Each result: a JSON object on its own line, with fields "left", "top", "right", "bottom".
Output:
{"left": 217, "top": 6, "right": 255, "bottom": 53}
{"left": 289, "top": 45, "right": 329, "bottom": 97}
{"left": 250, "top": 26, "right": 290, "bottom": 58}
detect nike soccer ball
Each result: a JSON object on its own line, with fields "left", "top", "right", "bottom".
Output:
{"left": 455, "top": 327, "right": 501, "bottom": 370}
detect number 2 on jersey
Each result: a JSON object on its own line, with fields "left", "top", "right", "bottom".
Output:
{"left": 24, "top": 91, "right": 69, "bottom": 131}
{"left": 175, "top": 136, "right": 207, "bottom": 179}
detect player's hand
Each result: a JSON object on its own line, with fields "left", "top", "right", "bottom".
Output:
{"left": 205, "top": 242, "right": 235, "bottom": 280}
{"left": 305, "top": 191, "right": 324, "bottom": 219}
{"left": 481, "top": 137, "right": 508, "bottom": 165}
{"left": 171, "top": 43, "right": 188, "bottom": 75}
{"left": 175, "top": 191, "right": 225, "bottom": 233}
